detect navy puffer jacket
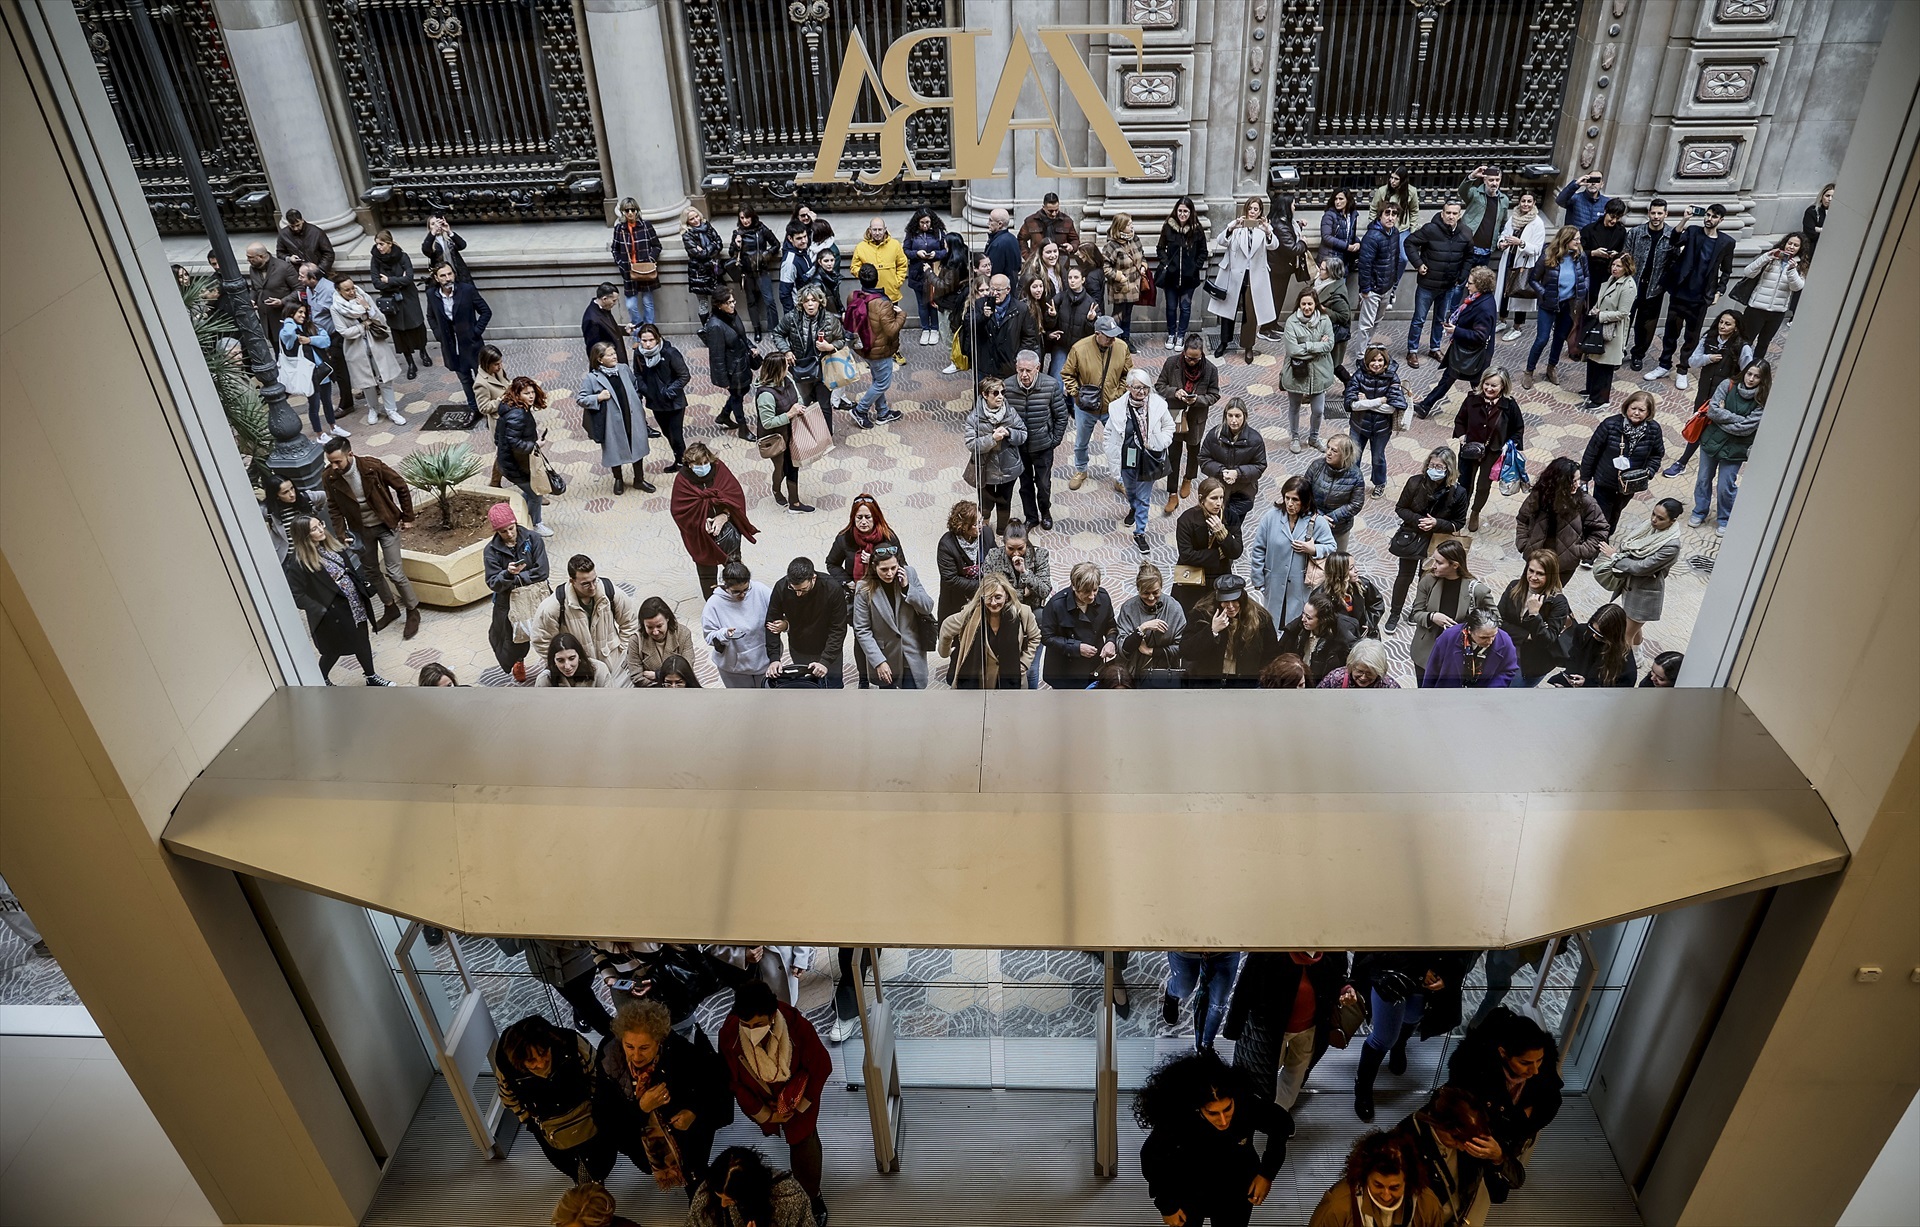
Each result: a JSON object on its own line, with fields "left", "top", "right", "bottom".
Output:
{"left": 1356, "top": 221, "right": 1406, "bottom": 295}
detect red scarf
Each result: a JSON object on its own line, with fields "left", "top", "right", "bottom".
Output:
{"left": 849, "top": 524, "right": 889, "bottom": 581}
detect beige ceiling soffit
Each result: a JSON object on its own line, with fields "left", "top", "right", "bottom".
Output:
{"left": 163, "top": 689, "right": 1849, "bottom": 948}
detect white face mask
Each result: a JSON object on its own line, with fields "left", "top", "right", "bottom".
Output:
{"left": 1367, "top": 1190, "right": 1406, "bottom": 1215}
{"left": 742, "top": 1023, "right": 771, "bottom": 1044}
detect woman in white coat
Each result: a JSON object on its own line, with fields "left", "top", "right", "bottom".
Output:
{"left": 1247, "top": 474, "right": 1336, "bottom": 629}
{"left": 1209, "top": 196, "right": 1281, "bottom": 362}
{"left": 1494, "top": 189, "right": 1547, "bottom": 342}
{"left": 1104, "top": 368, "right": 1176, "bottom": 556}
{"left": 332, "top": 277, "right": 406, "bottom": 426}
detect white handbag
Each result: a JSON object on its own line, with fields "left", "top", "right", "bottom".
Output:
{"left": 276, "top": 352, "right": 315, "bottom": 397}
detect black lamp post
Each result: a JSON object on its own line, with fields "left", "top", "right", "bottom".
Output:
{"left": 126, "top": 0, "right": 323, "bottom": 497}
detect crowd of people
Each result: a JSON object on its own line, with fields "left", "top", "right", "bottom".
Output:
{"left": 233, "top": 172, "right": 1822, "bottom": 691}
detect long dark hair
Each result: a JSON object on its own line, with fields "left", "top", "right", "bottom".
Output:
{"left": 1166, "top": 194, "right": 1201, "bottom": 233}
{"left": 1132, "top": 1048, "right": 1254, "bottom": 1133}
{"left": 706, "top": 1147, "right": 778, "bottom": 1224}
{"left": 1380, "top": 166, "right": 1417, "bottom": 221}
{"left": 545, "top": 632, "right": 593, "bottom": 687}
{"left": 1588, "top": 604, "right": 1632, "bottom": 683}
{"left": 1733, "top": 357, "right": 1773, "bottom": 405}
{"left": 1448, "top": 1005, "right": 1559, "bottom": 1088}
{"left": 1535, "top": 456, "right": 1583, "bottom": 520}
{"left": 906, "top": 206, "right": 944, "bottom": 238}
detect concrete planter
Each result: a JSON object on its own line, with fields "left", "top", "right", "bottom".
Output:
{"left": 400, "top": 484, "right": 526, "bottom": 608}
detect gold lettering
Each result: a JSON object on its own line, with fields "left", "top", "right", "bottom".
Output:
{"left": 800, "top": 29, "right": 888, "bottom": 185}
{"left": 967, "top": 28, "right": 1076, "bottom": 179}
{"left": 1037, "top": 27, "right": 1147, "bottom": 179}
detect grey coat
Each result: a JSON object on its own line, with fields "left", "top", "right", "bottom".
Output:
{"left": 1607, "top": 534, "right": 1682, "bottom": 623}
{"left": 1408, "top": 573, "right": 1498, "bottom": 672}
{"left": 331, "top": 290, "right": 403, "bottom": 386}
{"left": 852, "top": 564, "right": 936, "bottom": 686}
{"left": 577, "top": 364, "right": 650, "bottom": 469}
{"left": 964, "top": 399, "right": 1029, "bottom": 486}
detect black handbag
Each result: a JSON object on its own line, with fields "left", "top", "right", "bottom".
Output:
{"left": 1202, "top": 278, "right": 1228, "bottom": 300}
{"left": 1578, "top": 317, "right": 1608, "bottom": 355}
{"left": 1446, "top": 333, "right": 1490, "bottom": 379}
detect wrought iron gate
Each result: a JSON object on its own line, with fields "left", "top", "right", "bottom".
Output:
{"left": 75, "top": 0, "right": 276, "bottom": 234}
{"left": 683, "top": 0, "right": 951, "bottom": 210}
{"left": 1270, "top": 0, "right": 1582, "bottom": 196}
{"left": 325, "top": 0, "right": 603, "bottom": 222}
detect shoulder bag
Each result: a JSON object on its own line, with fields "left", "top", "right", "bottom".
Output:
{"left": 1137, "top": 265, "right": 1156, "bottom": 307}
{"left": 1577, "top": 315, "right": 1608, "bottom": 356}
{"left": 1728, "top": 272, "right": 1758, "bottom": 306}
{"left": 630, "top": 260, "right": 659, "bottom": 286}
{"left": 1172, "top": 563, "right": 1209, "bottom": 587}
{"left": 1682, "top": 405, "right": 1711, "bottom": 443}
{"left": 276, "top": 351, "right": 314, "bottom": 397}
{"left": 790, "top": 401, "right": 831, "bottom": 464}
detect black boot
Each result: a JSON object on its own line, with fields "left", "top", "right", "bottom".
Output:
{"left": 405, "top": 355, "right": 418, "bottom": 380}
{"left": 420, "top": 349, "right": 434, "bottom": 367}
{"left": 1354, "top": 1042, "right": 1385, "bottom": 1122}
{"left": 1388, "top": 1033, "right": 1410, "bottom": 1076}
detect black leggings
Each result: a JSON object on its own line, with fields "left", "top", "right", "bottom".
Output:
{"left": 318, "top": 614, "right": 376, "bottom": 680}
{"left": 787, "top": 1130, "right": 825, "bottom": 1207}
{"left": 1391, "top": 555, "right": 1423, "bottom": 615}
{"left": 654, "top": 409, "right": 686, "bottom": 465}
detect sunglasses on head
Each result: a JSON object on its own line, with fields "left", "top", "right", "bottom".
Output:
{"left": 872, "top": 545, "right": 900, "bottom": 560}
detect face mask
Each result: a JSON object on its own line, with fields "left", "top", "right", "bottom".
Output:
{"left": 1367, "top": 1191, "right": 1405, "bottom": 1215}
{"left": 690, "top": 463, "right": 712, "bottom": 478}
{"left": 742, "top": 1023, "right": 771, "bottom": 1044}
{"left": 1427, "top": 467, "right": 1447, "bottom": 482}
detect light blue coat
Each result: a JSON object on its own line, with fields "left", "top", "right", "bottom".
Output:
{"left": 1247, "top": 503, "right": 1335, "bottom": 627}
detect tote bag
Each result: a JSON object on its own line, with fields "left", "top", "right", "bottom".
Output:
{"left": 277, "top": 352, "right": 315, "bottom": 397}
{"left": 820, "top": 346, "right": 867, "bottom": 394}
{"left": 790, "top": 402, "right": 832, "bottom": 464}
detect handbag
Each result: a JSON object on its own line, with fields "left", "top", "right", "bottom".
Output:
{"left": 950, "top": 331, "right": 970, "bottom": 372}
{"left": 1202, "top": 277, "right": 1228, "bottom": 300}
{"left": 508, "top": 581, "right": 548, "bottom": 644}
{"left": 757, "top": 431, "right": 788, "bottom": 459}
{"left": 276, "top": 352, "right": 315, "bottom": 397}
{"left": 820, "top": 346, "right": 867, "bottom": 393}
{"left": 1138, "top": 265, "right": 1156, "bottom": 307}
{"left": 1682, "top": 406, "right": 1710, "bottom": 443}
{"left": 1172, "top": 563, "right": 1209, "bottom": 587}
{"left": 1591, "top": 550, "right": 1629, "bottom": 594}
{"left": 367, "top": 315, "right": 391, "bottom": 343}
{"left": 1728, "top": 273, "right": 1757, "bottom": 306}
{"left": 1328, "top": 994, "right": 1369, "bottom": 1049}
{"left": 790, "top": 402, "right": 831, "bottom": 463}
{"left": 1459, "top": 439, "right": 1488, "bottom": 465}
{"left": 1445, "top": 333, "right": 1489, "bottom": 379}
{"left": 1578, "top": 317, "right": 1608, "bottom": 356}
{"left": 529, "top": 448, "right": 565, "bottom": 497}
{"left": 630, "top": 259, "right": 659, "bottom": 286}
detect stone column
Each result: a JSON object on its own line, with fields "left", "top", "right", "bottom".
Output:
{"left": 211, "top": 0, "right": 363, "bottom": 245}
{"left": 583, "top": 0, "right": 692, "bottom": 223}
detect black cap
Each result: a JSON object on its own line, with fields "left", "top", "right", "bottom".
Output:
{"left": 1214, "top": 575, "right": 1246, "bottom": 600}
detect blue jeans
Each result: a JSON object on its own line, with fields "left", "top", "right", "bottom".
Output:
{"left": 1113, "top": 303, "right": 1135, "bottom": 346}
{"left": 1406, "top": 285, "right": 1451, "bottom": 354}
{"left": 913, "top": 285, "right": 940, "bottom": 331}
{"left": 748, "top": 273, "right": 777, "bottom": 334}
{"left": 1527, "top": 303, "right": 1575, "bottom": 373}
{"left": 777, "top": 282, "right": 796, "bottom": 316}
{"left": 1352, "top": 416, "right": 1392, "bottom": 488}
{"left": 1167, "top": 952, "right": 1241, "bottom": 1048}
{"left": 1166, "top": 287, "right": 1195, "bottom": 342}
{"left": 513, "top": 481, "right": 543, "bottom": 527}
{"left": 624, "top": 290, "right": 655, "bottom": 327}
{"left": 1047, "top": 349, "right": 1067, "bottom": 381}
{"left": 1122, "top": 471, "right": 1153, "bottom": 532}
{"left": 1694, "top": 452, "right": 1740, "bottom": 527}
{"left": 1072, "top": 406, "right": 1103, "bottom": 474}
{"left": 1364, "top": 989, "right": 1426, "bottom": 1054}
{"left": 856, "top": 352, "right": 895, "bottom": 420}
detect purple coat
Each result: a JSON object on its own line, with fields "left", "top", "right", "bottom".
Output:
{"left": 1419, "top": 626, "right": 1520, "bottom": 688}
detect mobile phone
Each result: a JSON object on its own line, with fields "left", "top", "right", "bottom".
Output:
{"left": 609, "top": 978, "right": 640, "bottom": 993}
{"left": 1689, "top": 205, "right": 1706, "bottom": 217}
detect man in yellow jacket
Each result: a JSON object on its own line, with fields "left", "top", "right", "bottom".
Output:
{"left": 850, "top": 218, "right": 909, "bottom": 304}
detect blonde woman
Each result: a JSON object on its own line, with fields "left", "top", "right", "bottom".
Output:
{"left": 1209, "top": 196, "right": 1282, "bottom": 361}
{"left": 1100, "top": 213, "right": 1147, "bottom": 345}
{"left": 938, "top": 571, "right": 1039, "bottom": 689}
{"left": 282, "top": 515, "right": 391, "bottom": 685}
{"left": 681, "top": 206, "right": 727, "bottom": 326}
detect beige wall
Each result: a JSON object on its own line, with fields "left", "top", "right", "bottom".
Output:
{"left": 0, "top": 1, "right": 379, "bottom": 1221}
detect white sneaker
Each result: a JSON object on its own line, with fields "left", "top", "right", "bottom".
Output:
{"left": 1500, "top": 328, "right": 1523, "bottom": 342}
{"left": 1674, "top": 373, "right": 1689, "bottom": 392}
{"left": 533, "top": 523, "right": 554, "bottom": 537}
{"left": 1399, "top": 408, "right": 1415, "bottom": 431}
{"left": 942, "top": 363, "right": 959, "bottom": 375}
{"left": 1646, "top": 366, "right": 1670, "bottom": 381}
{"left": 829, "top": 1016, "right": 858, "bottom": 1043}
{"left": 1165, "top": 337, "right": 1179, "bottom": 350}
{"left": 331, "top": 424, "right": 351, "bottom": 438}
{"left": 386, "top": 410, "right": 407, "bottom": 426}
{"left": 365, "top": 409, "right": 380, "bottom": 425}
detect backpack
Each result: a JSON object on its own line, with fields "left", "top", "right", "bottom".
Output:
{"left": 842, "top": 294, "right": 873, "bottom": 353}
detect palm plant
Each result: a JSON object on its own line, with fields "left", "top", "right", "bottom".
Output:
{"left": 180, "top": 275, "right": 272, "bottom": 472}
{"left": 399, "top": 442, "right": 487, "bottom": 530}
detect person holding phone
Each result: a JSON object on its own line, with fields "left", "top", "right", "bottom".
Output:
{"left": 595, "top": 999, "right": 733, "bottom": 1194}
{"left": 851, "top": 545, "right": 935, "bottom": 689}
{"left": 482, "top": 501, "right": 549, "bottom": 679}
{"left": 1735, "top": 233, "right": 1807, "bottom": 357}
{"left": 1578, "top": 198, "right": 1629, "bottom": 306}
{"left": 1555, "top": 171, "right": 1613, "bottom": 228}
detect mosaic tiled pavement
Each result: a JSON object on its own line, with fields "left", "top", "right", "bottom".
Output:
{"left": 314, "top": 322, "right": 1740, "bottom": 688}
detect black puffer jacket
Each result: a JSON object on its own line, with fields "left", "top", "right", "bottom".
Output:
{"left": 1199, "top": 423, "right": 1269, "bottom": 492}
{"left": 1579, "top": 413, "right": 1666, "bottom": 496}
{"left": 1496, "top": 581, "right": 1572, "bottom": 679}
{"left": 1389, "top": 475, "right": 1470, "bottom": 559}
{"left": 1155, "top": 218, "right": 1210, "bottom": 292}
{"left": 682, "top": 223, "right": 726, "bottom": 298}
{"left": 1004, "top": 372, "right": 1070, "bottom": 454}
{"left": 1304, "top": 457, "right": 1366, "bottom": 533}
{"left": 1407, "top": 215, "right": 1475, "bottom": 292}
{"left": 702, "top": 311, "right": 756, "bottom": 393}
{"left": 494, "top": 401, "right": 539, "bottom": 485}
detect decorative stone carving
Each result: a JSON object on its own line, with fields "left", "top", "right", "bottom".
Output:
{"left": 1678, "top": 140, "right": 1738, "bottom": 178}
{"left": 1124, "top": 71, "right": 1178, "bottom": 107}
{"left": 1128, "top": 0, "right": 1180, "bottom": 28}
{"left": 1697, "top": 64, "right": 1757, "bottom": 102}
{"left": 1714, "top": 0, "right": 1773, "bottom": 21}
{"left": 1590, "top": 95, "right": 1607, "bottom": 121}
{"left": 1601, "top": 42, "right": 1617, "bottom": 71}
{"left": 1580, "top": 141, "right": 1598, "bottom": 170}
{"left": 1127, "top": 147, "right": 1177, "bottom": 182}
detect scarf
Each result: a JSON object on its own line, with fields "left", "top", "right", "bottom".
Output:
{"left": 849, "top": 524, "right": 889, "bottom": 581}
{"left": 1616, "top": 512, "right": 1681, "bottom": 561}
{"left": 638, "top": 344, "right": 665, "bottom": 368}
{"left": 1510, "top": 203, "right": 1537, "bottom": 234}
{"left": 737, "top": 1010, "right": 795, "bottom": 1090}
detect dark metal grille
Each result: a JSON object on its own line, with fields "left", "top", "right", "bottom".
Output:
{"left": 326, "top": 0, "right": 603, "bottom": 222}
{"left": 685, "top": 0, "right": 951, "bottom": 210}
{"left": 1270, "top": 0, "right": 1582, "bottom": 197}
{"left": 75, "top": 0, "right": 276, "bottom": 234}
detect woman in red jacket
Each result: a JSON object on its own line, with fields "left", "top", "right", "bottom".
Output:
{"left": 669, "top": 442, "right": 758, "bottom": 598}
{"left": 716, "top": 981, "right": 833, "bottom": 1225}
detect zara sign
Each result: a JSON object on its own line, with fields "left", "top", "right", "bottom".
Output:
{"left": 801, "top": 25, "right": 1147, "bottom": 185}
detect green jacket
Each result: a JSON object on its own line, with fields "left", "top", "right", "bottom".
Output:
{"left": 1280, "top": 310, "right": 1336, "bottom": 395}
{"left": 1457, "top": 177, "right": 1510, "bottom": 244}
{"left": 1700, "top": 379, "right": 1764, "bottom": 463}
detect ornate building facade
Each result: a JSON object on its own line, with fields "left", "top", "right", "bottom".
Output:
{"left": 110, "top": 0, "right": 1888, "bottom": 333}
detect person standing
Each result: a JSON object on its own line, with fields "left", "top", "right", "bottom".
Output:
{"left": 368, "top": 229, "right": 430, "bottom": 378}
{"left": 577, "top": 342, "right": 653, "bottom": 497}
{"left": 1156, "top": 333, "right": 1221, "bottom": 515}
{"left": 1248, "top": 476, "right": 1335, "bottom": 630}
{"left": 1099, "top": 214, "right": 1147, "bottom": 346}
{"left": 1136, "top": 1050, "right": 1290, "bottom": 1227}
{"left": 1278, "top": 592, "right": 1359, "bottom": 686}
{"left": 1445, "top": 1008, "right": 1564, "bottom": 1224}
{"left": 1578, "top": 197, "right": 1629, "bottom": 307}
{"left": 1208, "top": 197, "right": 1281, "bottom": 362}
{"left": 1281, "top": 289, "right": 1337, "bottom": 452}
{"left": 420, "top": 211, "right": 472, "bottom": 283}
{"left": 493, "top": 377, "right": 548, "bottom": 535}
{"left": 763, "top": 557, "right": 846, "bottom": 688}
{"left": 1314, "top": 254, "right": 1355, "bottom": 382}
{"left": 1734, "top": 234, "right": 1807, "bottom": 358}
{"left": 1349, "top": 951, "right": 1474, "bottom": 1122}
{"left": 939, "top": 572, "right": 1039, "bottom": 690}
{"left": 903, "top": 207, "right": 948, "bottom": 346}
{"left": 1403, "top": 201, "right": 1472, "bottom": 367}
{"left": 1105, "top": 369, "right": 1176, "bottom": 556}
{"left": 1409, "top": 267, "right": 1498, "bottom": 421}
{"left": 964, "top": 273, "right": 1027, "bottom": 383}
{"left": 1514, "top": 457, "right": 1611, "bottom": 577}
{"left": 772, "top": 285, "right": 846, "bottom": 436}
{"left": 628, "top": 598, "right": 696, "bottom": 688}
{"left": 702, "top": 560, "right": 773, "bottom": 688}
{"left": 1039, "top": 562, "right": 1117, "bottom": 689}
{"left": 965, "top": 379, "right": 1027, "bottom": 539}
{"left": 775, "top": 219, "right": 815, "bottom": 317}
{"left": 845, "top": 265, "right": 906, "bottom": 427}
{"left": 1062, "top": 316, "right": 1133, "bottom": 490}
{"left": 681, "top": 206, "right": 727, "bottom": 327}
{"left": 319, "top": 436, "right": 419, "bottom": 638}
{"left": 1522, "top": 226, "right": 1588, "bottom": 388}
{"left": 984, "top": 520, "right": 1053, "bottom": 688}
{"left": 1303, "top": 435, "right": 1366, "bottom": 554}
{"left": 1222, "top": 951, "right": 1353, "bottom": 1113}
{"left": 581, "top": 282, "right": 630, "bottom": 368}
{"left": 1624, "top": 198, "right": 1681, "bottom": 373}
{"left": 1649, "top": 203, "right": 1735, "bottom": 386}
{"left": 482, "top": 501, "right": 549, "bottom": 679}
{"left": 729, "top": 205, "right": 781, "bottom": 341}
{"left": 849, "top": 218, "right": 908, "bottom": 307}
{"left": 1019, "top": 192, "right": 1080, "bottom": 259}
{"left": 490, "top": 1016, "right": 614, "bottom": 1181}
{"left": 1596, "top": 498, "right": 1685, "bottom": 645}
{"left": 594, "top": 1000, "right": 734, "bottom": 1195}
{"left": 1456, "top": 165, "right": 1511, "bottom": 277}
{"left": 715, "top": 983, "right": 833, "bottom": 1225}
{"left": 1556, "top": 171, "right": 1612, "bottom": 228}
{"left": 1199, "top": 398, "right": 1267, "bottom": 533}
{"left": 1405, "top": 540, "right": 1496, "bottom": 684}
{"left": 609, "top": 197, "right": 662, "bottom": 327}
{"left": 283, "top": 516, "right": 391, "bottom": 685}
{"left": 852, "top": 546, "right": 935, "bottom": 689}
{"left": 245, "top": 241, "right": 300, "bottom": 335}
{"left": 752, "top": 351, "right": 813, "bottom": 513}
{"left": 1446, "top": 368, "right": 1525, "bottom": 533}
{"left": 1792, "top": 184, "right": 1832, "bottom": 319}
{"left": 1353, "top": 202, "right": 1408, "bottom": 342}
{"left": 1172, "top": 478, "right": 1244, "bottom": 617}
{"left": 1165, "top": 951, "right": 1244, "bottom": 1053}
{"left": 1494, "top": 190, "right": 1546, "bottom": 342}
{"left": 631, "top": 323, "right": 689, "bottom": 473}
{"left": 1419, "top": 611, "right": 1520, "bottom": 688}
{"left": 1664, "top": 310, "right": 1753, "bottom": 477}
{"left": 275, "top": 208, "right": 334, "bottom": 276}
{"left": 984, "top": 207, "right": 1021, "bottom": 281}
{"left": 1321, "top": 187, "right": 1364, "bottom": 283}
{"left": 1307, "top": 1131, "right": 1449, "bottom": 1227}
{"left": 1580, "top": 388, "right": 1665, "bottom": 533}
{"left": 531, "top": 554, "right": 641, "bottom": 677}
{"left": 1370, "top": 168, "right": 1421, "bottom": 261}
{"left": 1582, "top": 254, "right": 1638, "bottom": 411}
{"left": 1257, "top": 197, "right": 1311, "bottom": 348}
{"left": 1691, "top": 357, "right": 1770, "bottom": 534}
{"left": 331, "top": 276, "right": 406, "bottom": 427}
{"left": 1157, "top": 195, "right": 1209, "bottom": 352}
{"left": 1496, "top": 550, "right": 1572, "bottom": 687}
{"left": 1185, "top": 574, "right": 1280, "bottom": 688}
{"left": 1383, "top": 448, "right": 1469, "bottom": 633}
{"left": 422, "top": 261, "right": 492, "bottom": 418}
{"left": 1344, "top": 346, "right": 1406, "bottom": 498}
{"left": 703, "top": 289, "right": 756, "bottom": 435}
{"left": 671, "top": 444, "right": 757, "bottom": 599}
{"left": 1005, "top": 350, "right": 1069, "bottom": 531}
{"left": 279, "top": 301, "right": 338, "bottom": 441}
